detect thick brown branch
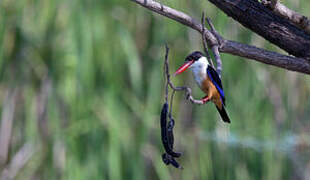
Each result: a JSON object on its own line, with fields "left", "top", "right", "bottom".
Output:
{"left": 130, "top": 0, "right": 310, "bottom": 75}
{"left": 208, "top": 0, "right": 310, "bottom": 59}
{"left": 262, "top": 0, "right": 310, "bottom": 34}
{"left": 221, "top": 40, "right": 310, "bottom": 73}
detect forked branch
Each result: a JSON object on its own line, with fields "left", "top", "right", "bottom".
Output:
{"left": 201, "top": 13, "right": 223, "bottom": 77}
{"left": 131, "top": 0, "right": 310, "bottom": 75}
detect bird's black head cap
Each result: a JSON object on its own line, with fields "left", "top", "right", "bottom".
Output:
{"left": 185, "top": 51, "right": 204, "bottom": 62}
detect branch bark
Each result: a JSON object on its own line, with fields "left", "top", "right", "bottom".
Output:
{"left": 208, "top": 0, "right": 310, "bottom": 59}
{"left": 261, "top": 0, "right": 310, "bottom": 34}
{"left": 130, "top": 0, "right": 310, "bottom": 75}
{"left": 221, "top": 40, "right": 310, "bottom": 73}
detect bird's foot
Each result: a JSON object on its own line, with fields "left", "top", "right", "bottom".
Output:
{"left": 201, "top": 96, "right": 210, "bottom": 104}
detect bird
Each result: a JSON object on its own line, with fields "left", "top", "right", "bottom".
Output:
{"left": 174, "top": 51, "right": 230, "bottom": 123}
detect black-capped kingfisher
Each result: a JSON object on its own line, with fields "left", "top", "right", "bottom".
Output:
{"left": 174, "top": 51, "right": 230, "bottom": 123}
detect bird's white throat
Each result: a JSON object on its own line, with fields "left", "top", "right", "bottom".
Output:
{"left": 189, "top": 56, "right": 209, "bottom": 87}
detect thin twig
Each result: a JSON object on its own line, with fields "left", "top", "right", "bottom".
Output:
{"left": 164, "top": 66, "right": 169, "bottom": 104}
{"left": 201, "top": 12, "right": 214, "bottom": 68}
{"left": 164, "top": 46, "right": 206, "bottom": 105}
{"left": 168, "top": 90, "right": 176, "bottom": 118}
{"left": 206, "top": 18, "right": 224, "bottom": 47}
{"left": 206, "top": 18, "right": 223, "bottom": 77}
{"left": 211, "top": 46, "right": 222, "bottom": 78}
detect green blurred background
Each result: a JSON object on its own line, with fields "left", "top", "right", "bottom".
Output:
{"left": 0, "top": 0, "right": 310, "bottom": 179}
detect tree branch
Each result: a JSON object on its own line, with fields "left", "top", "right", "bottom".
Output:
{"left": 201, "top": 13, "right": 223, "bottom": 77}
{"left": 130, "top": 0, "right": 310, "bottom": 75}
{"left": 201, "top": 13, "right": 214, "bottom": 68}
{"left": 208, "top": 0, "right": 310, "bottom": 59}
{"left": 221, "top": 40, "right": 310, "bottom": 73}
{"left": 206, "top": 18, "right": 223, "bottom": 77}
{"left": 261, "top": 0, "right": 310, "bottom": 34}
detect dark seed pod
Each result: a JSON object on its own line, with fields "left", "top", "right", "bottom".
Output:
{"left": 167, "top": 118, "right": 182, "bottom": 157}
{"left": 162, "top": 153, "right": 182, "bottom": 169}
{"left": 160, "top": 103, "right": 169, "bottom": 151}
{"left": 167, "top": 119, "right": 175, "bottom": 150}
{"left": 167, "top": 118, "right": 175, "bottom": 131}
{"left": 160, "top": 103, "right": 181, "bottom": 158}
{"left": 161, "top": 153, "right": 170, "bottom": 165}
{"left": 169, "top": 156, "right": 181, "bottom": 169}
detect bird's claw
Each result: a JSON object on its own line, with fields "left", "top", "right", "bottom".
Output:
{"left": 201, "top": 96, "right": 210, "bottom": 104}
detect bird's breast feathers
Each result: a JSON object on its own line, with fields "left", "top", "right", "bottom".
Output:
{"left": 190, "top": 57, "right": 208, "bottom": 87}
{"left": 192, "top": 68, "right": 207, "bottom": 88}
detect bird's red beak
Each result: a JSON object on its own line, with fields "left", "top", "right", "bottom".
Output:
{"left": 173, "top": 60, "right": 194, "bottom": 76}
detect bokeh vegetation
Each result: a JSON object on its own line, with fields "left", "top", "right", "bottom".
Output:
{"left": 0, "top": 0, "right": 310, "bottom": 179}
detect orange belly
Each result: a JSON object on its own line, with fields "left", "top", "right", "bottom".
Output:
{"left": 201, "top": 77, "right": 222, "bottom": 108}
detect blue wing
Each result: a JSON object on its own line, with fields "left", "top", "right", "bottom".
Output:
{"left": 207, "top": 66, "right": 225, "bottom": 105}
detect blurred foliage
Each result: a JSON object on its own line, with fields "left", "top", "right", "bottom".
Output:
{"left": 0, "top": 0, "right": 310, "bottom": 179}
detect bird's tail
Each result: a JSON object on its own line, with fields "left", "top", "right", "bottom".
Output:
{"left": 216, "top": 105, "right": 231, "bottom": 123}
